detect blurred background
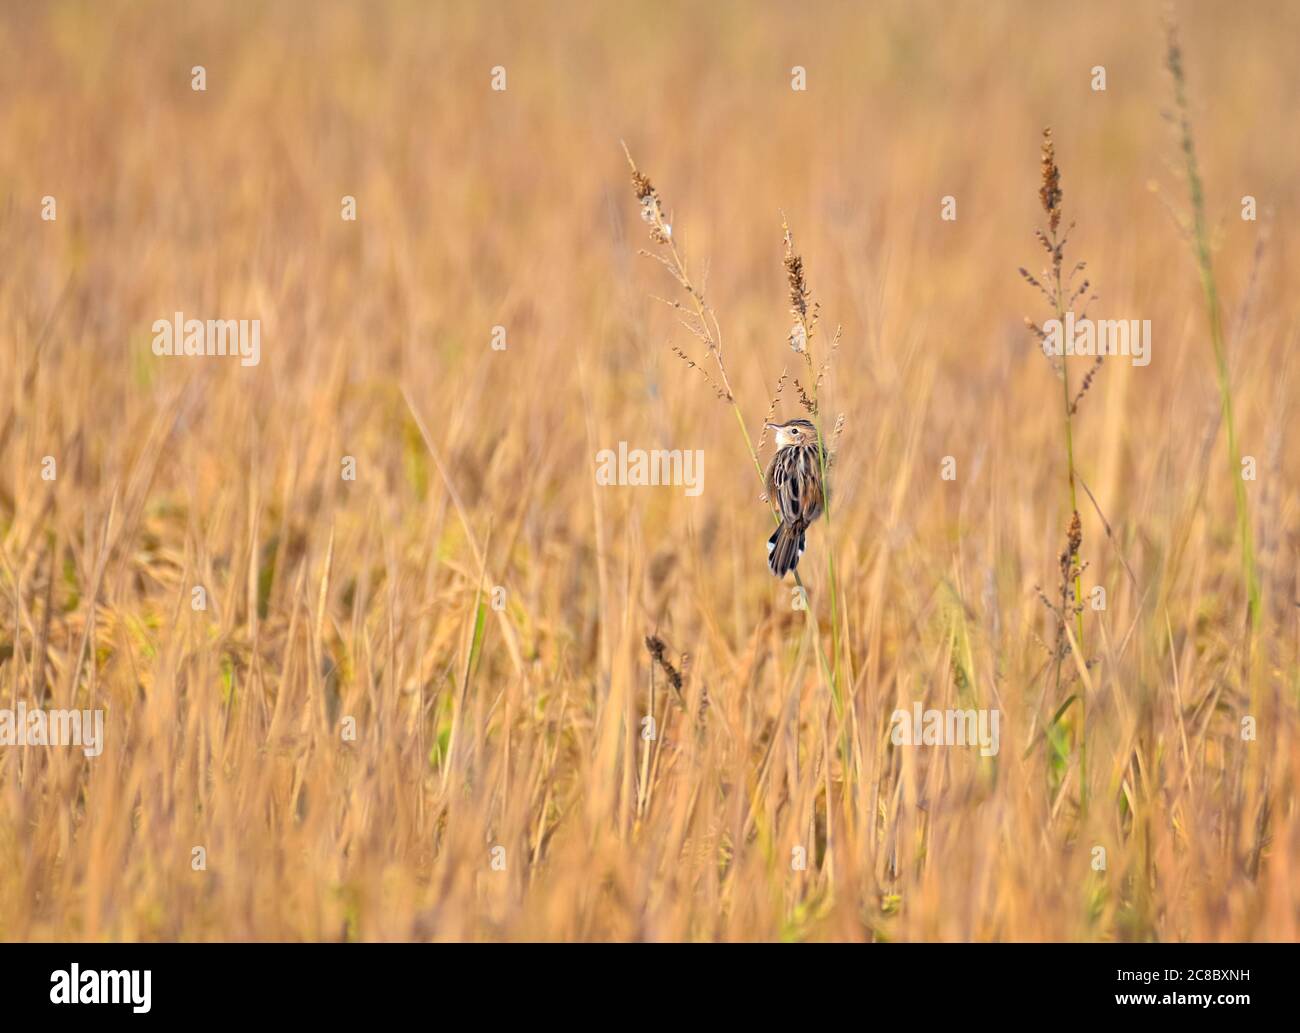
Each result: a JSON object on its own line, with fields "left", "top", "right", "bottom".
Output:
{"left": 0, "top": 0, "right": 1296, "bottom": 940}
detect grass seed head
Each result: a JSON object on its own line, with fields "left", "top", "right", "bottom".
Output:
{"left": 1039, "top": 127, "right": 1062, "bottom": 232}
{"left": 644, "top": 634, "right": 685, "bottom": 694}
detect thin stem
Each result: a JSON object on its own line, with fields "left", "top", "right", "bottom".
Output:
{"left": 1049, "top": 224, "right": 1088, "bottom": 812}
{"left": 1168, "top": 23, "right": 1261, "bottom": 637}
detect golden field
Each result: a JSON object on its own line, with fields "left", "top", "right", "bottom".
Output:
{"left": 0, "top": 0, "right": 1297, "bottom": 941}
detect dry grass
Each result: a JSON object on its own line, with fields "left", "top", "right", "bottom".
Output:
{"left": 0, "top": 0, "right": 1298, "bottom": 941}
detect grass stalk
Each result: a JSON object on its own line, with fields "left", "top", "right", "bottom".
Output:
{"left": 1165, "top": 21, "right": 1262, "bottom": 636}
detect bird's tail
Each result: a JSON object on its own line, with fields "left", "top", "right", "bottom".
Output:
{"left": 767, "top": 521, "right": 807, "bottom": 577}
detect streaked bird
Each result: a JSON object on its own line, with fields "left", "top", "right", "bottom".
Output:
{"left": 763, "top": 418, "right": 827, "bottom": 577}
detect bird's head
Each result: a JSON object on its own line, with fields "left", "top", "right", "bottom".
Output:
{"left": 765, "top": 418, "right": 817, "bottom": 449}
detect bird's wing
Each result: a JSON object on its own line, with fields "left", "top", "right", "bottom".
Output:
{"left": 768, "top": 449, "right": 800, "bottom": 527}
{"left": 800, "top": 447, "right": 825, "bottom": 521}
{"left": 787, "top": 445, "right": 824, "bottom": 525}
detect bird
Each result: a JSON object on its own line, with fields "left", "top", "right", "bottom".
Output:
{"left": 763, "top": 418, "right": 826, "bottom": 577}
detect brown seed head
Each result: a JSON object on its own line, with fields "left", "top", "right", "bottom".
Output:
{"left": 631, "top": 169, "right": 656, "bottom": 203}
{"left": 644, "top": 634, "right": 684, "bottom": 693}
{"left": 782, "top": 225, "right": 810, "bottom": 321}
{"left": 784, "top": 250, "right": 809, "bottom": 320}
{"left": 1039, "top": 128, "right": 1062, "bottom": 232}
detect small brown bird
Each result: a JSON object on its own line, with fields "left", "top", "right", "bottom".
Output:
{"left": 763, "top": 418, "right": 826, "bottom": 577}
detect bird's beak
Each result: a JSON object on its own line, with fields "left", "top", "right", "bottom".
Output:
{"left": 764, "top": 422, "right": 779, "bottom": 430}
